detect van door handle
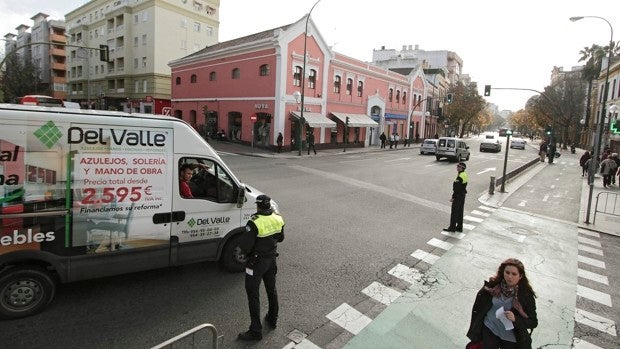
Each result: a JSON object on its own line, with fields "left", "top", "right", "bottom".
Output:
{"left": 152, "top": 211, "right": 186, "bottom": 224}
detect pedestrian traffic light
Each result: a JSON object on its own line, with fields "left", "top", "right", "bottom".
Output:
{"left": 345, "top": 116, "right": 349, "bottom": 126}
{"left": 484, "top": 85, "right": 491, "bottom": 96}
{"left": 99, "top": 45, "right": 109, "bottom": 62}
{"left": 612, "top": 119, "right": 619, "bottom": 134}
{"left": 446, "top": 93, "right": 453, "bottom": 104}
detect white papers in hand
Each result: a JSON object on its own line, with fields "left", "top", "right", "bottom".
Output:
{"left": 495, "top": 306, "right": 514, "bottom": 330}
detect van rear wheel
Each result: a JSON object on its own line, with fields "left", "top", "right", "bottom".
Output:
{"left": 220, "top": 235, "right": 247, "bottom": 273}
{"left": 0, "top": 266, "right": 56, "bottom": 319}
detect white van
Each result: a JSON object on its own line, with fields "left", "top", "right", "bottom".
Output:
{"left": 0, "top": 104, "right": 274, "bottom": 319}
{"left": 436, "top": 137, "right": 470, "bottom": 162}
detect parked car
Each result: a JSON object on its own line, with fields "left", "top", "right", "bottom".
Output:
{"left": 510, "top": 138, "right": 527, "bottom": 150}
{"left": 420, "top": 139, "right": 439, "bottom": 155}
{"left": 436, "top": 137, "right": 470, "bottom": 162}
{"left": 485, "top": 134, "right": 495, "bottom": 139}
{"left": 480, "top": 139, "right": 502, "bottom": 152}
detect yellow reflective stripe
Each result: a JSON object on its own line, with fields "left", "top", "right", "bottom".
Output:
{"left": 458, "top": 172, "right": 468, "bottom": 184}
{"left": 254, "top": 214, "right": 285, "bottom": 237}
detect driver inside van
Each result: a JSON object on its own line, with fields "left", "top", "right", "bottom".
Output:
{"left": 179, "top": 163, "right": 209, "bottom": 198}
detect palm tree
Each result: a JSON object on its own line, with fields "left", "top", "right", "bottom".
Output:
{"left": 578, "top": 44, "right": 606, "bottom": 148}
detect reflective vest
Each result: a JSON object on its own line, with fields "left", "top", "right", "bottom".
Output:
{"left": 253, "top": 213, "right": 285, "bottom": 237}
{"left": 458, "top": 171, "right": 469, "bottom": 184}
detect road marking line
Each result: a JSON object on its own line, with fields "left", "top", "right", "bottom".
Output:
{"left": 463, "top": 223, "right": 475, "bottom": 230}
{"left": 464, "top": 215, "right": 483, "bottom": 223}
{"left": 578, "top": 229, "right": 600, "bottom": 238}
{"left": 411, "top": 249, "right": 441, "bottom": 264}
{"left": 326, "top": 303, "right": 372, "bottom": 335}
{"left": 361, "top": 281, "right": 402, "bottom": 305}
{"left": 542, "top": 194, "right": 549, "bottom": 202}
{"left": 574, "top": 308, "right": 617, "bottom": 336}
{"left": 578, "top": 236, "right": 602, "bottom": 248}
{"left": 427, "top": 238, "right": 453, "bottom": 250}
{"left": 282, "top": 339, "right": 322, "bottom": 349}
{"left": 518, "top": 200, "right": 526, "bottom": 207}
{"left": 578, "top": 255, "right": 606, "bottom": 269}
{"left": 572, "top": 338, "right": 604, "bottom": 349}
{"left": 578, "top": 268, "right": 609, "bottom": 285}
{"left": 477, "top": 206, "right": 496, "bottom": 212}
{"left": 577, "top": 285, "right": 612, "bottom": 307}
{"left": 388, "top": 263, "right": 423, "bottom": 284}
{"left": 441, "top": 231, "right": 466, "bottom": 239}
{"left": 471, "top": 210, "right": 490, "bottom": 217}
{"left": 578, "top": 244, "right": 604, "bottom": 256}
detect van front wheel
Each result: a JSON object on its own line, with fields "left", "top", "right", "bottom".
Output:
{"left": 220, "top": 235, "right": 247, "bottom": 273}
{"left": 0, "top": 266, "right": 56, "bottom": 319}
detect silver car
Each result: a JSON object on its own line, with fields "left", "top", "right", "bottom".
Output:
{"left": 480, "top": 139, "right": 502, "bottom": 153}
{"left": 420, "top": 139, "right": 439, "bottom": 155}
{"left": 510, "top": 138, "right": 526, "bottom": 150}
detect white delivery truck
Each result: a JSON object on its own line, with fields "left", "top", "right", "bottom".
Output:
{"left": 0, "top": 104, "right": 275, "bottom": 319}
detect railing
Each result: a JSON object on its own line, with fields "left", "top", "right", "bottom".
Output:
{"left": 593, "top": 191, "right": 620, "bottom": 224}
{"left": 151, "top": 323, "right": 220, "bottom": 349}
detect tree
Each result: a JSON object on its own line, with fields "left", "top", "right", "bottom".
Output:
{"left": 445, "top": 81, "right": 486, "bottom": 138}
{"left": 1, "top": 53, "right": 41, "bottom": 102}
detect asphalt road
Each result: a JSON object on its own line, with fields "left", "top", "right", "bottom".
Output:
{"left": 0, "top": 136, "right": 543, "bottom": 349}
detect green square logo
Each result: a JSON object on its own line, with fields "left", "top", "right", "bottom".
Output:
{"left": 33, "top": 121, "right": 62, "bottom": 149}
{"left": 187, "top": 218, "right": 196, "bottom": 228}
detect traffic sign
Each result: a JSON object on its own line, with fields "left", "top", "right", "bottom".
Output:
{"left": 250, "top": 115, "right": 257, "bottom": 123}
{"left": 162, "top": 107, "right": 171, "bottom": 116}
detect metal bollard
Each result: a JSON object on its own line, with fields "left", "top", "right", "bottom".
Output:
{"left": 489, "top": 176, "right": 496, "bottom": 195}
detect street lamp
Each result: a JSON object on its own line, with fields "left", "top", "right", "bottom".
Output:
{"left": 570, "top": 15, "right": 614, "bottom": 224}
{"left": 299, "top": 0, "right": 323, "bottom": 156}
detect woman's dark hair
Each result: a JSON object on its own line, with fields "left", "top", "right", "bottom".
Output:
{"left": 491, "top": 258, "right": 536, "bottom": 297}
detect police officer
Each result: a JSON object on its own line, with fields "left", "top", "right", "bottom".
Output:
{"left": 444, "top": 162, "right": 468, "bottom": 233}
{"left": 238, "top": 194, "right": 285, "bottom": 341}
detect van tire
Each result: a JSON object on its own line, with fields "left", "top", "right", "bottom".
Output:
{"left": 220, "top": 235, "right": 247, "bottom": 273}
{"left": 436, "top": 156, "right": 441, "bottom": 161}
{"left": 0, "top": 266, "right": 56, "bottom": 319}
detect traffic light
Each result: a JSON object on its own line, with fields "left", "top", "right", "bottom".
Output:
{"left": 484, "top": 85, "right": 491, "bottom": 96}
{"left": 612, "top": 119, "right": 619, "bottom": 134}
{"left": 545, "top": 125, "right": 552, "bottom": 135}
{"left": 506, "top": 129, "right": 513, "bottom": 136}
{"left": 446, "top": 93, "right": 453, "bottom": 104}
{"left": 99, "top": 45, "right": 109, "bottom": 62}
{"left": 345, "top": 116, "right": 349, "bottom": 126}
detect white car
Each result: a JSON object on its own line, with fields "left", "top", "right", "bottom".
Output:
{"left": 420, "top": 139, "right": 439, "bottom": 155}
{"left": 510, "top": 138, "right": 526, "bottom": 150}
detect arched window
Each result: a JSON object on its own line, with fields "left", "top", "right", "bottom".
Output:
{"left": 232, "top": 68, "right": 240, "bottom": 79}
{"left": 388, "top": 88, "right": 393, "bottom": 102}
{"left": 357, "top": 81, "right": 363, "bottom": 97}
{"left": 308, "top": 69, "right": 316, "bottom": 89}
{"left": 293, "top": 66, "right": 302, "bottom": 86}
{"left": 402, "top": 91, "right": 407, "bottom": 104}
{"left": 259, "top": 64, "right": 269, "bottom": 76}
{"left": 334, "top": 75, "right": 341, "bottom": 93}
{"left": 396, "top": 90, "right": 400, "bottom": 103}
{"left": 346, "top": 78, "right": 353, "bottom": 95}
{"left": 190, "top": 74, "right": 197, "bottom": 83}
{"left": 209, "top": 71, "right": 217, "bottom": 81}
{"left": 175, "top": 76, "right": 181, "bottom": 85}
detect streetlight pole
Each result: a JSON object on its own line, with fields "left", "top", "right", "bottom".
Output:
{"left": 299, "top": 0, "right": 322, "bottom": 156}
{"left": 570, "top": 16, "right": 614, "bottom": 224}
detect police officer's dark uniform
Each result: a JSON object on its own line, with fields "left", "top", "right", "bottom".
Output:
{"left": 238, "top": 194, "right": 285, "bottom": 341}
{"left": 444, "top": 162, "right": 468, "bottom": 233}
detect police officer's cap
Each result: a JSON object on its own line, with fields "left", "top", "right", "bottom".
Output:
{"left": 457, "top": 162, "right": 466, "bottom": 169}
{"left": 255, "top": 194, "right": 271, "bottom": 205}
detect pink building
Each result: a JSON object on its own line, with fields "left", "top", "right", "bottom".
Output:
{"left": 169, "top": 17, "right": 432, "bottom": 151}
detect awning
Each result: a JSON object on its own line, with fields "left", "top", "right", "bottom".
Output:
{"left": 290, "top": 111, "right": 337, "bottom": 128}
{"left": 331, "top": 112, "right": 379, "bottom": 127}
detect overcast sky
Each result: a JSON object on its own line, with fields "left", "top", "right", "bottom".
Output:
{"left": 1, "top": 0, "right": 617, "bottom": 111}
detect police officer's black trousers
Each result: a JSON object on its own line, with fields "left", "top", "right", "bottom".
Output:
{"left": 449, "top": 195, "right": 466, "bottom": 230}
{"left": 245, "top": 257, "right": 278, "bottom": 333}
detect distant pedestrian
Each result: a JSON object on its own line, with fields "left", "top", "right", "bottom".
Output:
{"left": 600, "top": 156, "right": 618, "bottom": 188}
{"left": 276, "top": 132, "right": 283, "bottom": 153}
{"left": 466, "top": 258, "right": 538, "bottom": 349}
{"left": 238, "top": 195, "right": 285, "bottom": 341}
{"left": 394, "top": 133, "right": 400, "bottom": 149}
{"left": 389, "top": 134, "right": 395, "bottom": 149}
{"left": 380, "top": 132, "right": 387, "bottom": 149}
{"left": 444, "top": 162, "right": 468, "bottom": 233}
{"left": 434, "top": 133, "right": 439, "bottom": 139}
{"left": 539, "top": 141, "right": 547, "bottom": 162}
{"left": 579, "top": 151, "right": 591, "bottom": 177}
{"left": 307, "top": 132, "right": 316, "bottom": 155}
{"left": 611, "top": 153, "right": 619, "bottom": 185}
{"left": 415, "top": 132, "right": 420, "bottom": 143}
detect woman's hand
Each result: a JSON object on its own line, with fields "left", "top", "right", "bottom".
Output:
{"left": 505, "top": 311, "right": 516, "bottom": 322}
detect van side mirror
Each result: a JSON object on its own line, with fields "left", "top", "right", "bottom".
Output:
{"left": 236, "top": 185, "right": 246, "bottom": 208}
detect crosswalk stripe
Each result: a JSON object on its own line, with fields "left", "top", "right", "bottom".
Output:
{"left": 470, "top": 210, "right": 490, "bottom": 217}
{"left": 388, "top": 263, "right": 423, "bottom": 284}
{"left": 411, "top": 249, "right": 440, "bottom": 264}
{"left": 578, "top": 229, "right": 600, "bottom": 238}
{"left": 575, "top": 308, "right": 617, "bottom": 336}
{"left": 578, "top": 268, "right": 609, "bottom": 285}
{"left": 441, "top": 231, "right": 466, "bottom": 239}
{"left": 361, "top": 281, "right": 402, "bottom": 305}
{"left": 578, "top": 244, "right": 604, "bottom": 256}
{"left": 572, "top": 338, "right": 604, "bottom": 349}
{"left": 463, "top": 223, "right": 475, "bottom": 230}
{"left": 577, "top": 285, "right": 612, "bottom": 307}
{"left": 464, "top": 215, "right": 483, "bottom": 223}
{"left": 477, "top": 206, "right": 496, "bottom": 212}
{"left": 326, "top": 303, "right": 372, "bottom": 335}
{"left": 578, "top": 255, "right": 606, "bottom": 269}
{"left": 282, "top": 339, "right": 322, "bottom": 349}
{"left": 427, "top": 238, "right": 453, "bottom": 250}
{"left": 578, "top": 236, "right": 602, "bottom": 248}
